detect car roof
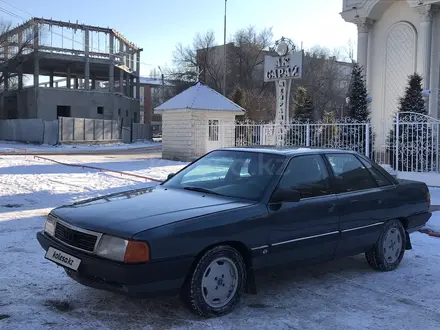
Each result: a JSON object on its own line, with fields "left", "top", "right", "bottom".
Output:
{"left": 218, "top": 146, "right": 358, "bottom": 156}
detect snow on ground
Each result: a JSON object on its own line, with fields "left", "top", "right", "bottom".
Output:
{"left": 0, "top": 140, "right": 161, "bottom": 153}
{"left": 1, "top": 155, "right": 440, "bottom": 329}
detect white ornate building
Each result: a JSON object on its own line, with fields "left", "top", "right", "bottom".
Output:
{"left": 341, "top": 0, "right": 440, "bottom": 136}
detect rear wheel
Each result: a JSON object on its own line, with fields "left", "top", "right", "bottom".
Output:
{"left": 180, "top": 245, "right": 246, "bottom": 318}
{"left": 365, "top": 219, "right": 406, "bottom": 271}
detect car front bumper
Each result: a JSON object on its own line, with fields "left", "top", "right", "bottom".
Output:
{"left": 36, "top": 231, "right": 194, "bottom": 297}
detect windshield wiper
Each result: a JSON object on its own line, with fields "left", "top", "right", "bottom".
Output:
{"left": 183, "top": 186, "right": 223, "bottom": 196}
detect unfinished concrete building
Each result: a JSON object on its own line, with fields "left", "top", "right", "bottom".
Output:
{"left": 0, "top": 17, "right": 143, "bottom": 124}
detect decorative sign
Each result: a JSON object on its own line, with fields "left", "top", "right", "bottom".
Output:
{"left": 263, "top": 51, "right": 304, "bottom": 82}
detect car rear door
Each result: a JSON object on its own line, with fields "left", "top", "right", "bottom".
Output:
{"left": 265, "top": 154, "right": 340, "bottom": 268}
{"left": 323, "top": 153, "right": 385, "bottom": 257}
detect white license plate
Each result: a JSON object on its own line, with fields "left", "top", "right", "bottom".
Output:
{"left": 45, "top": 247, "right": 81, "bottom": 271}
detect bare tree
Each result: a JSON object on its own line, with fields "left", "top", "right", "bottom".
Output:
{"left": 231, "top": 26, "right": 273, "bottom": 91}
{"left": 172, "top": 30, "right": 223, "bottom": 91}
{"left": 291, "top": 46, "right": 352, "bottom": 120}
{"left": 241, "top": 87, "right": 276, "bottom": 122}
{"left": 0, "top": 19, "right": 37, "bottom": 90}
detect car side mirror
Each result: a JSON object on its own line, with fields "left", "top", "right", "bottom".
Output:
{"left": 270, "top": 188, "right": 301, "bottom": 203}
{"left": 167, "top": 173, "right": 175, "bottom": 180}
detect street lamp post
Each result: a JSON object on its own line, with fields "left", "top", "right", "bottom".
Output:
{"left": 223, "top": 0, "right": 227, "bottom": 96}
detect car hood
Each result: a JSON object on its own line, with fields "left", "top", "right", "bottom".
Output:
{"left": 51, "top": 186, "right": 253, "bottom": 239}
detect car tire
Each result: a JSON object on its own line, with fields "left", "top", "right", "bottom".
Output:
{"left": 365, "top": 219, "right": 407, "bottom": 271}
{"left": 180, "top": 245, "right": 246, "bottom": 318}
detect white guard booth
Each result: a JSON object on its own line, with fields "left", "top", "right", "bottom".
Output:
{"left": 155, "top": 82, "right": 244, "bottom": 161}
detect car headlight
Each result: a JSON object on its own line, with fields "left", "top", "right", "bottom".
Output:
{"left": 44, "top": 214, "right": 56, "bottom": 236}
{"left": 96, "top": 235, "right": 150, "bottom": 263}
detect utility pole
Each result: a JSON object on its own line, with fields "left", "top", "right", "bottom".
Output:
{"left": 158, "top": 66, "right": 165, "bottom": 103}
{"left": 223, "top": 0, "right": 227, "bottom": 96}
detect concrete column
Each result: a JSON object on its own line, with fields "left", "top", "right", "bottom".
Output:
{"left": 120, "top": 40, "right": 125, "bottom": 67}
{"left": 18, "top": 65, "right": 23, "bottom": 90}
{"left": 91, "top": 76, "right": 96, "bottom": 89}
{"left": 119, "top": 69, "right": 124, "bottom": 94}
{"left": 49, "top": 72, "right": 54, "bottom": 88}
{"left": 84, "top": 29, "right": 90, "bottom": 90}
{"left": 74, "top": 77, "right": 79, "bottom": 89}
{"left": 356, "top": 18, "right": 373, "bottom": 80}
{"left": 33, "top": 57, "right": 39, "bottom": 87}
{"left": 129, "top": 52, "right": 134, "bottom": 71}
{"left": 126, "top": 73, "right": 131, "bottom": 96}
{"left": 109, "top": 33, "right": 115, "bottom": 92}
{"left": 136, "top": 51, "right": 141, "bottom": 101}
{"left": 3, "top": 70, "right": 8, "bottom": 91}
{"left": 66, "top": 66, "right": 71, "bottom": 89}
{"left": 55, "top": 81, "right": 59, "bottom": 88}
{"left": 418, "top": 5, "right": 435, "bottom": 89}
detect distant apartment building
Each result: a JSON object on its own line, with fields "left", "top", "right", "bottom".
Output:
{"left": 196, "top": 43, "right": 353, "bottom": 117}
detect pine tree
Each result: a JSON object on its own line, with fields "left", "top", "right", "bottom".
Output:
{"left": 397, "top": 73, "right": 426, "bottom": 114}
{"left": 293, "top": 86, "right": 313, "bottom": 122}
{"left": 285, "top": 86, "right": 313, "bottom": 146}
{"left": 347, "top": 62, "right": 369, "bottom": 121}
{"left": 387, "top": 73, "right": 434, "bottom": 171}
{"left": 338, "top": 62, "right": 373, "bottom": 157}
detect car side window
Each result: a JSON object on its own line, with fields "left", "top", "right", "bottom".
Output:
{"left": 277, "top": 155, "right": 331, "bottom": 199}
{"left": 358, "top": 157, "right": 394, "bottom": 187}
{"left": 325, "top": 153, "right": 377, "bottom": 192}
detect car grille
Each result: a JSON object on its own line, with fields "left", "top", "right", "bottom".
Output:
{"left": 54, "top": 222, "right": 98, "bottom": 252}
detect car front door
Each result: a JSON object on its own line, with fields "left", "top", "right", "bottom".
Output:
{"left": 324, "top": 153, "right": 385, "bottom": 257}
{"left": 266, "top": 154, "right": 340, "bottom": 268}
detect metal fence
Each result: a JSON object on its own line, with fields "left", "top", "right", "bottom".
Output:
{"left": 59, "top": 117, "right": 121, "bottom": 143}
{"left": 193, "top": 112, "right": 440, "bottom": 173}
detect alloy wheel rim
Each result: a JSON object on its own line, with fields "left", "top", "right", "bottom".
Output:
{"left": 201, "top": 257, "right": 239, "bottom": 308}
{"left": 383, "top": 227, "right": 402, "bottom": 263}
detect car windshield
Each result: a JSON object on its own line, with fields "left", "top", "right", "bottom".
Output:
{"left": 162, "top": 150, "right": 286, "bottom": 201}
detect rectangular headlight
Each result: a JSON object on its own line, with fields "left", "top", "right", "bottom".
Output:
{"left": 44, "top": 214, "right": 56, "bottom": 236}
{"left": 96, "top": 235, "right": 128, "bottom": 262}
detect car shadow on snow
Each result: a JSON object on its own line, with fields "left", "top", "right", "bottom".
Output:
{"left": 47, "top": 255, "right": 376, "bottom": 327}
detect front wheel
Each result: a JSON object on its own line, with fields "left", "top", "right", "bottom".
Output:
{"left": 365, "top": 219, "right": 406, "bottom": 271}
{"left": 180, "top": 245, "right": 246, "bottom": 318}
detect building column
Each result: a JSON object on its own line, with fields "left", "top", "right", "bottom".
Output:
{"left": 66, "top": 66, "right": 71, "bottom": 89}
{"left": 91, "top": 76, "right": 96, "bottom": 89}
{"left": 125, "top": 73, "right": 131, "bottom": 96}
{"left": 418, "top": 5, "right": 435, "bottom": 91}
{"left": 3, "top": 70, "right": 8, "bottom": 91}
{"left": 136, "top": 51, "right": 141, "bottom": 101}
{"left": 17, "top": 65, "right": 23, "bottom": 90}
{"left": 33, "top": 56, "right": 39, "bottom": 87}
{"left": 119, "top": 69, "right": 124, "bottom": 94}
{"left": 74, "top": 77, "right": 79, "bottom": 89}
{"left": 356, "top": 18, "right": 373, "bottom": 79}
{"left": 109, "top": 33, "right": 115, "bottom": 92}
{"left": 49, "top": 71, "right": 54, "bottom": 88}
{"left": 84, "top": 29, "right": 90, "bottom": 90}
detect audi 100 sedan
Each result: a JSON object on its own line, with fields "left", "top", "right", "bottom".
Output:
{"left": 37, "top": 147, "right": 431, "bottom": 318}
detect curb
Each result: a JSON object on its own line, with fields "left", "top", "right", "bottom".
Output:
{"left": 33, "top": 155, "right": 162, "bottom": 183}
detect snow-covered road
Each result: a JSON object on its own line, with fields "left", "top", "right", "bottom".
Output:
{"left": 1, "top": 155, "right": 440, "bottom": 330}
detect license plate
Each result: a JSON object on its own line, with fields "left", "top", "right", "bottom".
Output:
{"left": 45, "top": 247, "right": 81, "bottom": 271}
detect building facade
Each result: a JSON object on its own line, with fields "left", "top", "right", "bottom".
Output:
{"left": 341, "top": 0, "right": 440, "bottom": 135}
